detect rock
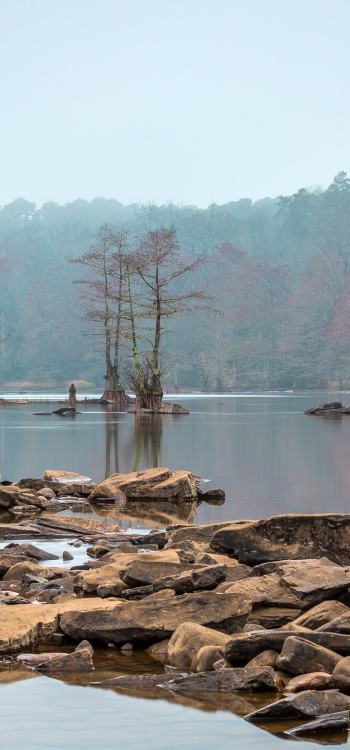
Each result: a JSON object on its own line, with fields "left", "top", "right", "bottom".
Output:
{"left": 276, "top": 636, "right": 341, "bottom": 675}
{"left": 37, "top": 513, "right": 120, "bottom": 536}
{"left": 3, "top": 561, "right": 40, "bottom": 580}
{"left": 245, "top": 650, "right": 279, "bottom": 670}
{"left": 159, "top": 402, "right": 189, "bottom": 415}
{"left": 162, "top": 666, "right": 279, "bottom": 692}
{"left": 63, "top": 551, "right": 73, "bottom": 561}
{"left": 166, "top": 622, "right": 232, "bottom": 669}
{"left": 225, "top": 629, "right": 350, "bottom": 663}
{"left": 191, "top": 645, "right": 224, "bottom": 672}
{"left": 0, "top": 598, "right": 118, "bottom": 654}
{"left": 122, "top": 564, "right": 227, "bottom": 599}
{"left": 248, "top": 606, "right": 300, "bottom": 629}
{"left": 60, "top": 591, "right": 251, "bottom": 646}
{"left": 87, "top": 542, "right": 113, "bottom": 558}
{"left": 167, "top": 522, "right": 237, "bottom": 547}
{"left": 287, "top": 711, "right": 350, "bottom": 737}
{"left": 96, "top": 580, "right": 127, "bottom": 598}
{"left": 132, "top": 530, "right": 169, "bottom": 549}
{"left": 305, "top": 401, "right": 349, "bottom": 416}
{"left": 43, "top": 470, "right": 93, "bottom": 484}
{"left": 197, "top": 488, "right": 226, "bottom": 504}
{"left": 245, "top": 689, "right": 350, "bottom": 722}
{"left": 243, "top": 623, "right": 266, "bottom": 633}
{"left": 211, "top": 514, "right": 350, "bottom": 565}
{"left": 1, "top": 543, "right": 59, "bottom": 562}
{"left": 74, "top": 550, "right": 180, "bottom": 595}
{"left": 75, "top": 639, "right": 94, "bottom": 656}
{"left": 317, "top": 613, "right": 350, "bottom": 634}
{"left": 285, "top": 601, "right": 350, "bottom": 630}
{"left": 95, "top": 673, "right": 185, "bottom": 689}
{"left": 120, "top": 559, "right": 191, "bottom": 588}
{"left": 0, "top": 485, "right": 20, "bottom": 509}
{"left": 213, "top": 658, "right": 232, "bottom": 670}
{"left": 37, "top": 487, "right": 55, "bottom": 499}
{"left": 19, "top": 647, "right": 93, "bottom": 673}
{"left": 146, "top": 639, "right": 170, "bottom": 664}
{"left": 88, "top": 467, "right": 197, "bottom": 504}
{"left": 286, "top": 672, "right": 334, "bottom": 692}
{"left": 333, "top": 656, "right": 350, "bottom": 679}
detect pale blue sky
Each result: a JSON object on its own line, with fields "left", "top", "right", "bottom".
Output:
{"left": 0, "top": 0, "right": 349, "bottom": 206}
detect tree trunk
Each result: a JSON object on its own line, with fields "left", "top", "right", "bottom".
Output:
{"left": 100, "top": 388, "right": 130, "bottom": 410}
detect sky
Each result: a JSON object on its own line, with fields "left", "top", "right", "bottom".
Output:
{"left": 0, "top": 0, "right": 349, "bottom": 208}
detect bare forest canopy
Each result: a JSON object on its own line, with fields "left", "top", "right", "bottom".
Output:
{"left": 1, "top": 171, "right": 350, "bottom": 391}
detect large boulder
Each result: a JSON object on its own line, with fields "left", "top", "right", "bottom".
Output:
{"left": 166, "top": 622, "right": 231, "bottom": 669}
{"left": 88, "top": 467, "right": 197, "bottom": 504}
{"left": 276, "top": 636, "right": 341, "bottom": 675}
{"left": 286, "top": 672, "right": 334, "bottom": 692}
{"left": 211, "top": 514, "right": 350, "bottom": 565}
{"left": 60, "top": 591, "right": 251, "bottom": 646}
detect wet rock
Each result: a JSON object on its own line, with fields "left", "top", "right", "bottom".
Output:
{"left": 197, "top": 488, "right": 225, "bottom": 505}
{"left": 60, "top": 591, "right": 251, "bottom": 646}
{"left": 75, "top": 639, "right": 94, "bottom": 656}
{"left": 276, "top": 636, "right": 341, "bottom": 675}
{"left": 94, "top": 673, "right": 185, "bottom": 689}
{"left": 305, "top": 401, "right": 350, "bottom": 416}
{"left": 87, "top": 542, "right": 114, "bottom": 558}
{"left": 286, "top": 672, "right": 334, "bottom": 692}
{"left": 211, "top": 514, "right": 350, "bottom": 565}
{"left": 285, "top": 601, "right": 350, "bottom": 631}
{"left": 333, "top": 656, "right": 350, "bottom": 680}
{"left": 287, "top": 710, "right": 350, "bottom": 737}
{"left": 245, "top": 650, "right": 279, "bottom": 670}
{"left": 62, "top": 551, "right": 73, "bottom": 561}
{"left": 225, "top": 629, "right": 350, "bottom": 663}
{"left": 245, "top": 689, "right": 350, "bottom": 722}
{"left": 166, "top": 622, "right": 232, "bottom": 669}
{"left": 162, "top": 666, "right": 279, "bottom": 692}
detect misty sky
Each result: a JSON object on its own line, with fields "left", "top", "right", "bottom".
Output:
{"left": 1, "top": 0, "right": 349, "bottom": 207}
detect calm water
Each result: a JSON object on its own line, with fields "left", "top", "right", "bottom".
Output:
{"left": 1, "top": 392, "right": 350, "bottom": 521}
{"left": 0, "top": 392, "right": 349, "bottom": 749}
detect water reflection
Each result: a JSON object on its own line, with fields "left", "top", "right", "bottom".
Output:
{"left": 104, "top": 409, "right": 164, "bottom": 478}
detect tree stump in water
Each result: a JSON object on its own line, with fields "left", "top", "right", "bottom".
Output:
{"left": 68, "top": 383, "right": 77, "bottom": 408}
{"left": 99, "top": 389, "right": 130, "bottom": 410}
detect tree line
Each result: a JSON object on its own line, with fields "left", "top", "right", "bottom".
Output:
{"left": 1, "top": 171, "right": 350, "bottom": 391}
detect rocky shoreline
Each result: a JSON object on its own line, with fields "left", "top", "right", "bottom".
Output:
{"left": 1, "top": 469, "right": 350, "bottom": 741}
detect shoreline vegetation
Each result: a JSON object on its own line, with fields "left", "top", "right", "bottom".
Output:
{"left": 1, "top": 468, "right": 350, "bottom": 741}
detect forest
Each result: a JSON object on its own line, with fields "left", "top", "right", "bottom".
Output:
{"left": 1, "top": 170, "right": 350, "bottom": 392}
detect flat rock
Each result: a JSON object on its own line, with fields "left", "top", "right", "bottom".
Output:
{"left": 245, "top": 689, "right": 350, "bottom": 722}
{"left": 60, "top": 591, "right": 251, "bottom": 646}
{"left": 166, "top": 622, "right": 232, "bottom": 669}
{"left": 0, "top": 598, "right": 117, "bottom": 654}
{"left": 318, "top": 613, "right": 350, "bottom": 634}
{"left": 37, "top": 513, "right": 120, "bottom": 536}
{"left": 0, "top": 485, "right": 20, "bottom": 509}
{"left": 211, "top": 514, "right": 350, "bottom": 565}
{"left": 161, "top": 666, "right": 279, "bottom": 692}
{"left": 285, "top": 601, "right": 350, "bottom": 631}
{"left": 287, "top": 710, "right": 350, "bottom": 737}
{"left": 167, "top": 522, "right": 244, "bottom": 547}
{"left": 74, "top": 550, "right": 180, "bottom": 595}
{"left": 276, "top": 636, "right": 341, "bottom": 675}
{"left": 122, "top": 564, "right": 227, "bottom": 599}
{"left": 43, "top": 470, "right": 93, "bottom": 485}
{"left": 2, "top": 543, "right": 59, "bottom": 562}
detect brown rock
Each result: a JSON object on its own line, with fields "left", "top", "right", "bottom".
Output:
{"left": 146, "top": 639, "right": 170, "bottom": 664}
{"left": 317, "top": 613, "right": 350, "bottom": 634}
{"left": 88, "top": 467, "right": 197, "bottom": 504}
{"left": 276, "top": 636, "right": 341, "bottom": 675}
{"left": 0, "top": 485, "right": 20, "bottom": 509}
{"left": 191, "top": 645, "right": 223, "bottom": 672}
{"left": 162, "top": 666, "right": 279, "bottom": 692}
{"left": 286, "top": 672, "right": 334, "bottom": 692}
{"left": 37, "top": 513, "right": 120, "bottom": 536}
{"left": 60, "top": 592, "right": 251, "bottom": 647}
{"left": 166, "top": 622, "right": 232, "bottom": 669}
{"left": 245, "top": 649, "right": 279, "bottom": 670}
{"left": 225, "top": 629, "right": 350, "bottom": 663}
{"left": 96, "top": 581, "right": 127, "bottom": 598}
{"left": 333, "top": 656, "right": 350, "bottom": 679}
{"left": 211, "top": 514, "right": 350, "bottom": 565}
{"left": 245, "top": 689, "right": 350, "bottom": 722}
{"left": 285, "top": 600, "right": 350, "bottom": 630}
{"left": 63, "top": 551, "right": 73, "bottom": 561}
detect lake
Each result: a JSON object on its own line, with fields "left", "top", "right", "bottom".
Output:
{"left": 0, "top": 392, "right": 349, "bottom": 749}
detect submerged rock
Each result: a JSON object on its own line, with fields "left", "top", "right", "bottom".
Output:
{"left": 245, "top": 689, "right": 350, "bottom": 722}
{"left": 161, "top": 666, "right": 279, "bottom": 692}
